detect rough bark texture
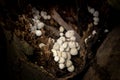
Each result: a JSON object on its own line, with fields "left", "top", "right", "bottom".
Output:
{"left": 83, "top": 26, "right": 120, "bottom": 80}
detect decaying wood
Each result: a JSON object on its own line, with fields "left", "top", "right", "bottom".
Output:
{"left": 51, "top": 9, "right": 81, "bottom": 42}
{"left": 45, "top": 24, "right": 60, "bottom": 37}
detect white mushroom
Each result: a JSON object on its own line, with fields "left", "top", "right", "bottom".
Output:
{"left": 60, "top": 46, "right": 64, "bottom": 52}
{"left": 67, "top": 52, "right": 71, "bottom": 60}
{"left": 37, "top": 22, "right": 45, "bottom": 29}
{"left": 93, "top": 17, "right": 99, "bottom": 23}
{"left": 104, "top": 29, "right": 109, "bottom": 33}
{"left": 53, "top": 42, "right": 60, "bottom": 50}
{"left": 68, "top": 41, "right": 76, "bottom": 48}
{"left": 66, "top": 60, "right": 72, "bottom": 67}
{"left": 57, "top": 51, "right": 62, "bottom": 57}
{"left": 62, "top": 42, "right": 68, "bottom": 49}
{"left": 57, "top": 39, "right": 63, "bottom": 45}
{"left": 67, "top": 65, "right": 75, "bottom": 72}
{"left": 59, "top": 26, "right": 64, "bottom": 32}
{"left": 35, "top": 30, "right": 42, "bottom": 36}
{"left": 93, "top": 11, "right": 99, "bottom": 17}
{"left": 65, "top": 46, "right": 70, "bottom": 52}
{"left": 59, "top": 57, "right": 65, "bottom": 64}
{"left": 61, "top": 52, "right": 67, "bottom": 59}
{"left": 70, "top": 48, "right": 78, "bottom": 56}
{"left": 54, "top": 56, "right": 59, "bottom": 62}
{"left": 47, "top": 15, "right": 51, "bottom": 20}
{"left": 59, "top": 36, "right": 66, "bottom": 42}
{"left": 60, "top": 33, "right": 64, "bottom": 36}
{"left": 92, "top": 30, "right": 97, "bottom": 35}
{"left": 70, "top": 36, "right": 76, "bottom": 41}
{"left": 59, "top": 63, "right": 65, "bottom": 69}
{"left": 51, "top": 49, "right": 57, "bottom": 57}
{"left": 89, "top": 8, "right": 95, "bottom": 14}
{"left": 39, "top": 43, "right": 45, "bottom": 48}
{"left": 93, "top": 21, "right": 98, "bottom": 25}
{"left": 65, "top": 30, "right": 75, "bottom": 38}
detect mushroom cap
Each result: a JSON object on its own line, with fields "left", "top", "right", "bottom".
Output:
{"left": 93, "top": 17, "right": 99, "bottom": 23}
{"left": 47, "top": 15, "right": 51, "bottom": 20}
{"left": 61, "top": 52, "right": 67, "bottom": 59}
{"left": 53, "top": 42, "right": 60, "bottom": 50}
{"left": 65, "top": 30, "right": 75, "bottom": 38}
{"left": 59, "top": 26, "right": 64, "bottom": 32}
{"left": 59, "top": 63, "right": 65, "bottom": 69}
{"left": 67, "top": 52, "right": 71, "bottom": 60}
{"left": 57, "top": 39, "right": 63, "bottom": 45}
{"left": 54, "top": 56, "right": 59, "bottom": 62}
{"left": 62, "top": 42, "right": 68, "bottom": 49}
{"left": 37, "top": 22, "right": 45, "bottom": 29}
{"left": 89, "top": 8, "right": 95, "bottom": 14}
{"left": 70, "top": 36, "right": 76, "bottom": 41}
{"left": 57, "top": 51, "right": 62, "bottom": 57}
{"left": 66, "top": 60, "right": 72, "bottom": 67}
{"left": 59, "top": 57, "right": 65, "bottom": 64}
{"left": 35, "top": 30, "right": 42, "bottom": 36}
{"left": 93, "top": 11, "right": 99, "bottom": 17}
{"left": 70, "top": 48, "right": 78, "bottom": 56}
{"left": 51, "top": 49, "right": 58, "bottom": 57}
{"left": 68, "top": 41, "right": 76, "bottom": 48}
{"left": 39, "top": 43, "right": 45, "bottom": 48}
{"left": 60, "top": 32, "right": 64, "bottom": 36}
{"left": 67, "top": 65, "right": 75, "bottom": 72}
{"left": 93, "top": 21, "right": 98, "bottom": 25}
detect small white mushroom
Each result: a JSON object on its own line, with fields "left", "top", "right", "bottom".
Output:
{"left": 89, "top": 8, "right": 95, "bottom": 14}
{"left": 75, "top": 42, "right": 80, "bottom": 50}
{"left": 93, "top": 17, "right": 99, "bottom": 23}
{"left": 70, "top": 48, "right": 78, "bottom": 56}
{"left": 59, "top": 63, "right": 65, "bottom": 69}
{"left": 54, "top": 56, "right": 59, "bottom": 62}
{"left": 93, "top": 11, "right": 99, "bottom": 17}
{"left": 65, "top": 46, "right": 70, "bottom": 51}
{"left": 47, "top": 15, "right": 51, "bottom": 20}
{"left": 35, "top": 30, "right": 42, "bottom": 36}
{"left": 51, "top": 49, "right": 57, "bottom": 57}
{"left": 66, "top": 60, "right": 72, "bottom": 67}
{"left": 41, "top": 11, "right": 47, "bottom": 17}
{"left": 104, "top": 29, "right": 109, "bottom": 33}
{"left": 62, "top": 42, "right": 68, "bottom": 49}
{"left": 68, "top": 41, "right": 76, "bottom": 48}
{"left": 67, "top": 65, "right": 75, "bottom": 72}
{"left": 67, "top": 52, "right": 71, "bottom": 60}
{"left": 93, "top": 21, "right": 98, "bottom": 25}
{"left": 70, "top": 36, "right": 76, "bottom": 41}
{"left": 53, "top": 42, "right": 60, "bottom": 50}
{"left": 65, "top": 30, "right": 75, "bottom": 38}
{"left": 84, "top": 38, "right": 88, "bottom": 44}
{"left": 59, "top": 26, "right": 64, "bottom": 32}
{"left": 39, "top": 43, "right": 45, "bottom": 48}
{"left": 57, "top": 39, "right": 63, "bottom": 45}
{"left": 59, "top": 36, "right": 66, "bottom": 42}
{"left": 92, "top": 30, "right": 97, "bottom": 35}
{"left": 59, "top": 33, "right": 64, "bottom": 36}
{"left": 61, "top": 52, "right": 67, "bottom": 59}
{"left": 57, "top": 51, "right": 62, "bottom": 57}
{"left": 37, "top": 22, "right": 45, "bottom": 29}
{"left": 60, "top": 46, "right": 64, "bottom": 52}
{"left": 59, "top": 57, "right": 65, "bottom": 64}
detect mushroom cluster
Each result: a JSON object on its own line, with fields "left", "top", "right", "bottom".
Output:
{"left": 88, "top": 6, "right": 99, "bottom": 25}
{"left": 51, "top": 26, "right": 80, "bottom": 72}
{"left": 29, "top": 7, "right": 51, "bottom": 36}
